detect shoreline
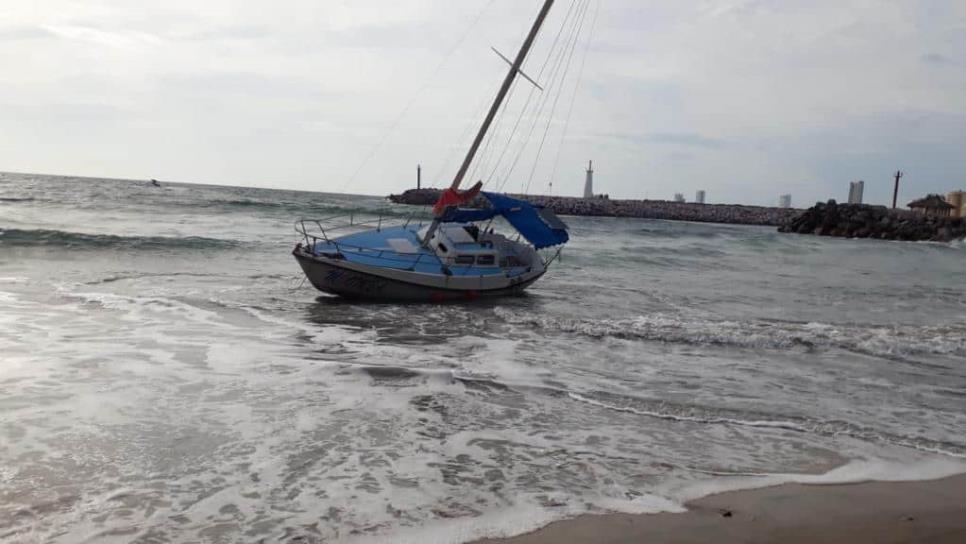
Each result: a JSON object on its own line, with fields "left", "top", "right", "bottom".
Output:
{"left": 474, "top": 474, "right": 966, "bottom": 544}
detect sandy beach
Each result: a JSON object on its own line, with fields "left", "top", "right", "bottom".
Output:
{"left": 477, "top": 475, "right": 966, "bottom": 544}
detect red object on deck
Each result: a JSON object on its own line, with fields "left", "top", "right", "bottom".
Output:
{"left": 432, "top": 181, "right": 484, "bottom": 216}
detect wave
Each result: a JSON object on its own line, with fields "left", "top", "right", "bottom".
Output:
{"left": 0, "top": 197, "right": 36, "bottom": 203}
{"left": 567, "top": 390, "right": 966, "bottom": 458}
{"left": 494, "top": 309, "right": 966, "bottom": 359}
{"left": 315, "top": 359, "right": 966, "bottom": 459}
{"left": 0, "top": 228, "right": 239, "bottom": 250}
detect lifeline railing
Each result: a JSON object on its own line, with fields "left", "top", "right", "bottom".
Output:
{"left": 294, "top": 210, "right": 431, "bottom": 244}
{"left": 293, "top": 215, "right": 538, "bottom": 275}
{"left": 295, "top": 215, "right": 449, "bottom": 271}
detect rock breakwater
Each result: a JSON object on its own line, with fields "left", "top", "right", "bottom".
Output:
{"left": 778, "top": 200, "right": 966, "bottom": 242}
{"left": 389, "top": 188, "right": 799, "bottom": 227}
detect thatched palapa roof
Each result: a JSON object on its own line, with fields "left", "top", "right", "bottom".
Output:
{"left": 908, "top": 194, "right": 954, "bottom": 209}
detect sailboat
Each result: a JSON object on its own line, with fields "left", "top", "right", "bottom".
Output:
{"left": 293, "top": 0, "right": 570, "bottom": 301}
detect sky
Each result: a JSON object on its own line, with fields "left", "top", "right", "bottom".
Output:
{"left": 1, "top": 0, "right": 964, "bottom": 206}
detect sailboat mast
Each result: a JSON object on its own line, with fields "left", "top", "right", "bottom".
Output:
{"left": 450, "top": 0, "right": 555, "bottom": 191}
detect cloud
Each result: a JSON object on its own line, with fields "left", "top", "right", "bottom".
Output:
{"left": 921, "top": 52, "right": 954, "bottom": 64}
{"left": 40, "top": 24, "right": 163, "bottom": 48}
{"left": 608, "top": 132, "right": 726, "bottom": 149}
{"left": 641, "top": 132, "right": 727, "bottom": 149}
{"left": 178, "top": 25, "right": 271, "bottom": 42}
{"left": 0, "top": 25, "right": 54, "bottom": 40}
{"left": 0, "top": 0, "right": 964, "bottom": 206}
{"left": 702, "top": 0, "right": 777, "bottom": 19}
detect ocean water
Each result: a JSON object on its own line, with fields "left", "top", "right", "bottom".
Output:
{"left": 2, "top": 172, "right": 965, "bottom": 543}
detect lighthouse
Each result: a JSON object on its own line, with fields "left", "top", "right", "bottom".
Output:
{"left": 583, "top": 160, "right": 594, "bottom": 199}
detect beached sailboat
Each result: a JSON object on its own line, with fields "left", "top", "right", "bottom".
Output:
{"left": 293, "top": 0, "right": 571, "bottom": 301}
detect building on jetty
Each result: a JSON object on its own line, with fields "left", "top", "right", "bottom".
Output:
{"left": 909, "top": 194, "right": 955, "bottom": 218}
{"left": 946, "top": 191, "right": 966, "bottom": 218}
{"left": 848, "top": 181, "right": 865, "bottom": 204}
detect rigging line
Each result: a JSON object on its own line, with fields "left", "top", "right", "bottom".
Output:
{"left": 546, "top": 0, "right": 599, "bottom": 193}
{"left": 467, "top": 76, "right": 520, "bottom": 185}
{"left": 484, "top": 0, "right": 580, "bottom": 190}
{"left": 472, "top": 1, "right": 577, "bottom": 190}
{"left": 494, "top": 0, "right": 587, "bottom": 193}
{"left": 433, "top": 75, "right": 504, "bottom": 186}
{"left": 517, "top": 0, "right": 590, "bottom": 194}
{"left": 495, "top": 0, "right": 588, "bottom": 193}
{"left": 547, "top": 0, "right": 599, "bottom": 192}
{"left": 524, "top": 0, "right": 594, "bottom": 194}
{"left": 482, "top": 0, "right": 583, "bottom": 189}
{"left": 338, "top": 0, "right": 499, "bottom": 192}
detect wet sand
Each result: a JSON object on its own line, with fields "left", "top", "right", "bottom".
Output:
{"left": 476, "top": 475, "right": 966, "bottom": 544}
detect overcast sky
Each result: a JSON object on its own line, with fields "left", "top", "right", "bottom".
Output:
{"left": 1, "top": 0, "right": 964, "bottom": 206}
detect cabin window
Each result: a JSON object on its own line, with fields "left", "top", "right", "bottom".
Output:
{"left": 476, "top": 255, "right": 495, "bottom": 266}
{"left": 501, "top": 255, "right": 525, "bottom": 267}
{"left": 463, "top": 225, "right": 480, "bottom": 241}
{"left": 454, "top": 255, "right": 475, "bottom": 265}
{"left": 437, "top": 242, "right": 448, "bottom": 253}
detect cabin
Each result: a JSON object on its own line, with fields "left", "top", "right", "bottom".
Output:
{"left": 908, "top": 194, "right": 954, "bottom": 218}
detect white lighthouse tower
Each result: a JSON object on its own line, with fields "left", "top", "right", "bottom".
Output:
{"left": 583, "top": 160, "right": 594, "bottom": 199}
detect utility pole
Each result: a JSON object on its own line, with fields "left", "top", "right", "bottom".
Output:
{"left": 893, "top": 170, "right": 904, "bottom": 209}
{"left": 417, "top": 164, "right": 422, "bottom": 190}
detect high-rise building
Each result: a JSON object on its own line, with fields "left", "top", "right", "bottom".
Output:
{"left": 674, "top": 193, "right": 685, "bottom": 203}
{"left": 848, "top": 181, "right": 865, "bottom": 204}
{"left": 695, "top": 190, "right": 706, "bottom": 204}
{"left": 583, "top": 161, "right": 594, "bottom": 199}
{"left": 779, "top": 194, "right": 792, "bottom": 208}
{"left": 948, "top": 191, "right": 966, "bottom": 218}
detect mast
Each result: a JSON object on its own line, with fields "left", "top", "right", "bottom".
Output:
{"left": 450, "top": 0, "right": 556, "bottom": 191}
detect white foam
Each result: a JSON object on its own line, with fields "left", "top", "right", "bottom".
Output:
{"left": 333, "top": 456, "right": 966, "bottom": 544}
{"left": 567, "top": 392, "right": 811, "bottom": 432}
{"left": 494, "top": 308, "right": 966, "bottom": 358}
{"left": 666, "top": 457, "right": 966, "bottom": 505}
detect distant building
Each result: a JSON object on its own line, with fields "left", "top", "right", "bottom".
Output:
{"left": 583, "top": 161, "right": 594, "bottom": 199}
{"left": 909, "top": 194, "right": 954, "bottom": 217}
{"left": 779, "top": 194, "right": 792, "bottom": 208}
{"left": 695, "top": 190, "right": 706, "bottom": 204}
{"left": 674, "top": 193, "right": 685, "bottom": 203}
{"left": 848, "top": 181, "right": 865, "bottom": 204}
{"left": 947, "top": 190, "right": 966, "bottom": 218}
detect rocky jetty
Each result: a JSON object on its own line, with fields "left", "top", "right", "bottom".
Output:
{"left": 389, "top": 188, "right": 799, "bottom": 227}
{"left": 779, "top": 200, "right": 966, "bottom": 242}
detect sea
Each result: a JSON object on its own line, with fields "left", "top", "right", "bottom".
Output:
{"left": 2, "top": 171, "right": 965, "bottom": 543}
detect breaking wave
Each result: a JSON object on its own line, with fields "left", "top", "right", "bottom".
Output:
{"left": 300, "top": 359, "right": 966, "bottom": 459}
{"left": 0, "top": 228, "right": 239, "bottom": 250}
{"left": 567, "top": 390, "right": 966, "bottom": 458}
{"left": 495, "top": 309, "right": 966, "bottom": 359}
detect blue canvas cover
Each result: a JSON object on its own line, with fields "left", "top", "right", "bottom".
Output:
{"left": 438, "top": 207, "right": 496, "bottom": 223}
{"left": 439, "top": 192, "right": 569, "bottom": 249}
